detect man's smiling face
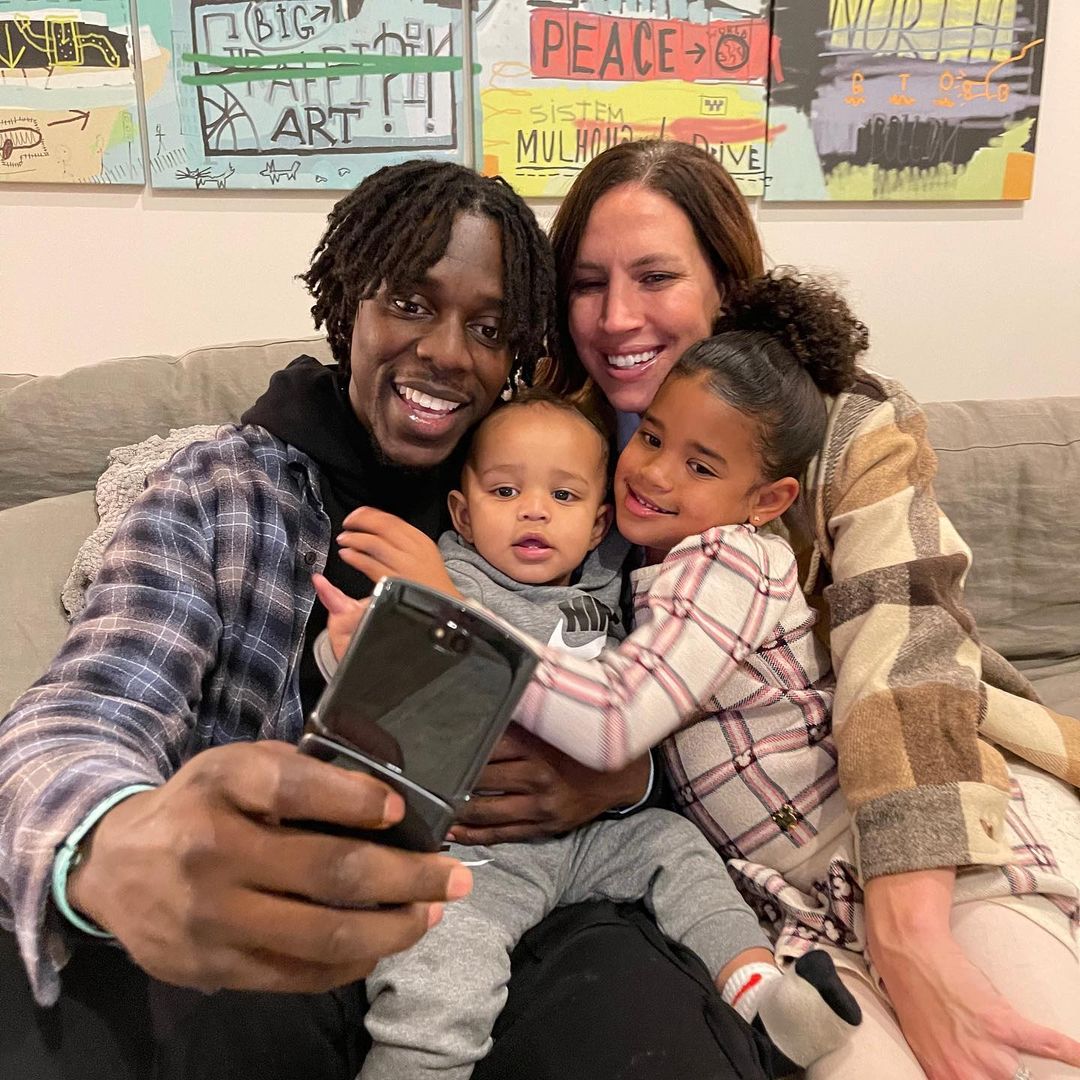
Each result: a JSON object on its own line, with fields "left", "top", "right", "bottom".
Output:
{"left": 348, "top": 212, "right": 512, "bottom": 469}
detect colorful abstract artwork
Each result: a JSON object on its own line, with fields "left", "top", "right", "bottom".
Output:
{"left": 1, "top": 0, "right": 1052, "bottom": 196}
{"left": 0, "top": 0, "right": 145, "bottom": 183}
{"left": 765, "top": 0, "right": 1050, "bottom": 200}
{"left": 476, "top": 0, "right": 779, "bottom": 198}
{"left": 140, "top": 0, "right": 468, "bottom": 190}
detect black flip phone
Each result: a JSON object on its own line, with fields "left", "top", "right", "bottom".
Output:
{"left": 298, "top": 578, "right": 538, "bottom": 852}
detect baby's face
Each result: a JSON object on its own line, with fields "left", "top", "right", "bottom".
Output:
{"left": 451, "top": 404, "right": 611, "bottom": 587}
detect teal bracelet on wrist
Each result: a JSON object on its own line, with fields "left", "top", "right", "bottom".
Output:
{"left": 51, "top": 784, "right": 156, "bottom": 939}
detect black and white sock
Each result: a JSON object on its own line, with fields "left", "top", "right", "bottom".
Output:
{"left": 721, "top": 950, "right": 862, "bottom": 1073}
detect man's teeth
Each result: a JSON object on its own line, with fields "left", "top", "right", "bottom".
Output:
{"left": 398, "top": 386, "right": 461, "bottom": 413}
{"left": 607, "top": 349, "right": 660, "bottom": 370}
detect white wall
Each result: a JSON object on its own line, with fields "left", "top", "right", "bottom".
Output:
{"left": 2, "top": 3, "right": 1077, "bottom": 402}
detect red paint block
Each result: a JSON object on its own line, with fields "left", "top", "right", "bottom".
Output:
{"left": 530, "top": 11, "right": 778, "bottom": 84}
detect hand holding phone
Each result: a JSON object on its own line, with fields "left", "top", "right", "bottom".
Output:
{"left": 66, "top": 740, "right": 470, "bottom": 993}
{"left": 299, "top": 578, "right": 538, "bottom": 852}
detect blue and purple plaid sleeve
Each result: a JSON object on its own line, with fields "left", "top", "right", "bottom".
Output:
{"left": 0, "top": 429, "right": 322, "bottom": 1005}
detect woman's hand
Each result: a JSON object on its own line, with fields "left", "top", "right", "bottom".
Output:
{"left": 866, "top": 869, "right": 1080, "bottom": 1079}
{"left": 337, "top": 507, "right": 461, "bottom": 597}
{"left": 448, "top": 724, "right": 652, "bottom": 845}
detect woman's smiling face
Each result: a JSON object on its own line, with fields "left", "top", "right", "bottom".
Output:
{"left": 567, "top": 183, "right": 722, "bottom": 416}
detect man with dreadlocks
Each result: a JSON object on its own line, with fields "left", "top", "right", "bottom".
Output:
{"left": 0, "top": 160, "right": 630, "bottom": 1076}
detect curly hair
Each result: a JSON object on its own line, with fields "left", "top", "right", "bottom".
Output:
{"left": 673, "top": 269, "right": 869, "bottom": 482}
{"left": 302, "top": 159, "right": 556, "bottom": 387}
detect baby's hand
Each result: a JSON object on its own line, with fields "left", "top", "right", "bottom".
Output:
{"left": 312, "top": 574, "right": 370, "bottom": 661}
{"left": 337, "top": 508, "right": 461, "bottom": 598}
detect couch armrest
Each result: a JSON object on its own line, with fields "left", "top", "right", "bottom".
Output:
{"left": 0, "top": 491, "right": 97, "bottom": 715}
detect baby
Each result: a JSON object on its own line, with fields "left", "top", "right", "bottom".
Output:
{"left": 318, "top": 391, "right": 860, "bottom": 1080}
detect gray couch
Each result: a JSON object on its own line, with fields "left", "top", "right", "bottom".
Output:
{"left": 2, "top": 338, "right": 1078, "bottom": 885}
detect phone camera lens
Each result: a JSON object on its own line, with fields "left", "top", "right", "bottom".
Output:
{"left": 450, "top": 632, "right": 469, "bottom": 654}
{"left": 430, "top": 625, "right": 447, "bottom": 644}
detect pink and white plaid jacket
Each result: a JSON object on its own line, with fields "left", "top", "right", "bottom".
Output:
{"left": 513, "top": 523, "right": 1077, "bottom": 959}
{"left": 515, "top": 524, "right": 845, "bottom": 876}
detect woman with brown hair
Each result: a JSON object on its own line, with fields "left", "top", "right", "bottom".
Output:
{"left": 530, "top": 138, "right": 1080, "bottom": 1080}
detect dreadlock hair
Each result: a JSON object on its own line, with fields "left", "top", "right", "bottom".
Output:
{"left": 672, "top": 269, "right": 869, "bottom": 483}
{"left": 303, "top": 159, "right": 556, "bottom": 388}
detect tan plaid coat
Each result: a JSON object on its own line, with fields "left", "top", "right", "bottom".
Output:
{"left": 785, "top": 369, "right": 1080, "bottom": 881}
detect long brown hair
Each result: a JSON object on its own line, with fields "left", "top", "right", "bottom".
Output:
{"left": 544, "top": 140, "right": 764, "bottom": 400}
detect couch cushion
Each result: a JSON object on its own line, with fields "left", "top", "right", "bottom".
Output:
{"left": 0, "top": 336, "right": 332, "bottom": 511}
{"left": 1012, "top": 657, "right": 1080, "bottom": 721}
{"left": 923, "top": 397, "right": 1080, "bottom": 679}
{"left": 0, "top": 490, "right": 98, "bottom": 715}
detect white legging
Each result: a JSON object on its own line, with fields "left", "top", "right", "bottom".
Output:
{"left": 807, "top": 900, "right": 1080, "bottom": 1079}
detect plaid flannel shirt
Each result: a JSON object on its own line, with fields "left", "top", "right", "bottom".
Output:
{"left": 0, "top": 426, "right": 329, "bottom": 1005}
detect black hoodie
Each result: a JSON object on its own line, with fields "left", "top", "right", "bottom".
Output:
{"left": 242, "top": 355, "right": 463, "bottom": 713}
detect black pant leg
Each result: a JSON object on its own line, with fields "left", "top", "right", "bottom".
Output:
{"left": 1, "top": 929, "right": 153, "bottom": 1080}
{"left": 0, "top": 932, "right": 368, "bottom": 1080}
{"left": 473, "top": 900, "right": 772, "bottom": 1080}
{"left": 148, "top": 978, "right": 368, "bottom": 1080}
{"left": 5, "top": 903, "right": 776, "bottom": 1080}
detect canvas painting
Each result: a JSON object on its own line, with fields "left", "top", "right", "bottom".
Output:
{"left": 0, "top": 0, "right": 145, "bottom": 183}
{"left": 765, "top": 0, "right": 1050, "bottom": 200}
{"left": 477, "top": 0, "right": 778, "bottom": 198}
{"left": 140, "top": 0, "right": 468, "bottom": 190}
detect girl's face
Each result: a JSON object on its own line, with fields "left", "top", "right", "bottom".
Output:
{"left": 567, "top": 183, "right": 722, "bottom": 416}
{"left": 615, "top": 373, "right": 771, "bottom": 558}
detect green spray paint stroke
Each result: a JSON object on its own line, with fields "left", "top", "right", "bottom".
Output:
{"left": 180, "top": 51, "right": 480, "bottom": 87}
{"left": 105, "top": 108, "right": 137, "bottom": 150}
